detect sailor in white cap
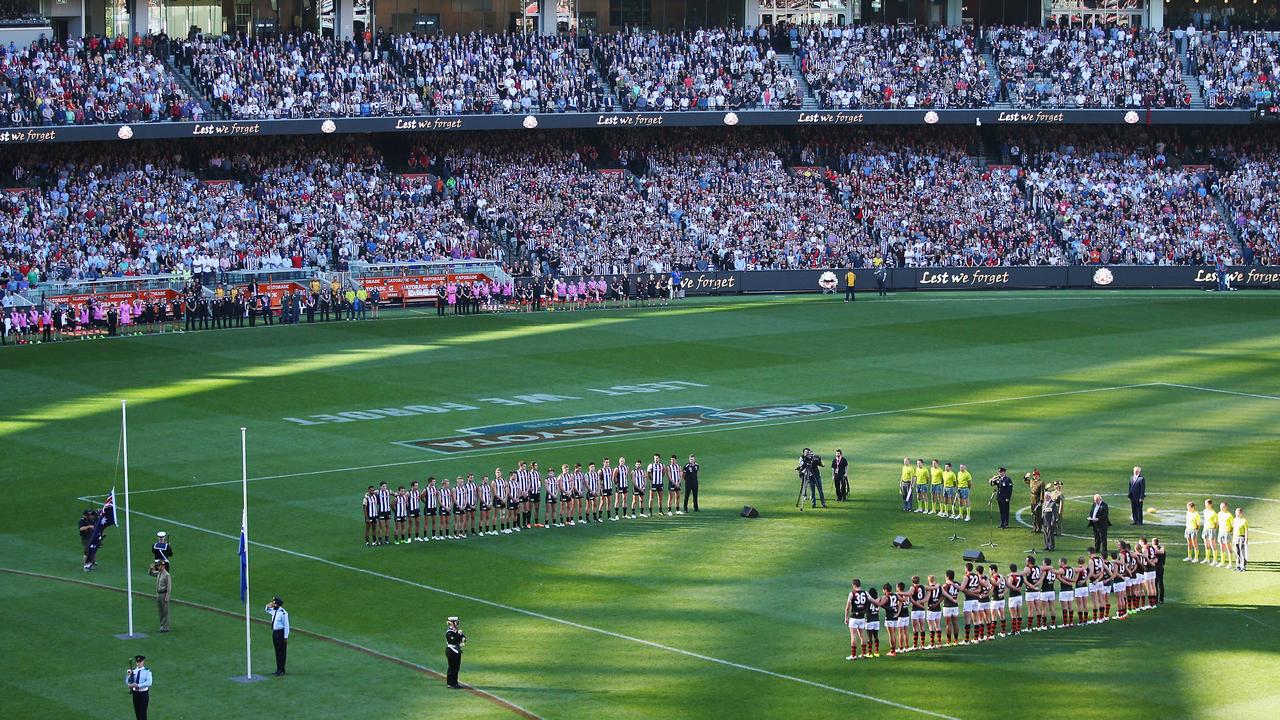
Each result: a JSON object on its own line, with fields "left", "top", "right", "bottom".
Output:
{"left": 445, "top": 616, "right": 466, "bottom": 688}
{"left": 151, "top": 532, "right": 173, "bottom": 565}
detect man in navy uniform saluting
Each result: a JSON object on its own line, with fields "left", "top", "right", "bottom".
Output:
{"left": 125, "top": 655, "right": 152, "bottom": 720}
{"left": 267, "top": 596, "right": 290, "bottom": 675}
{"left": 445, "top": 616, "right": 467, "bottom": 689}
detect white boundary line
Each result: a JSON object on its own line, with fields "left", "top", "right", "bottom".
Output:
{"left": 124, "top": 382, "right": 1167, "bottom": 497}
{"left": 83, "top": 500, "right": 961, "bottom": 720}
{"left": 1156, "top": 384, "right": 1280, "bottom": 401}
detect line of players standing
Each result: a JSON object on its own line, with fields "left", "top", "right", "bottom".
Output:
{"left": 843, "top": 540, "right": 1163, "bottom": 659}
{"left": 362, "top": 454, "right": 701, "bottom": 545}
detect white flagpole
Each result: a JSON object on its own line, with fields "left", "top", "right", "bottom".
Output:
{"left": 242, "top": 427, "right": 252, "bottom": 680}
{"left": 122, "top": 400, "right": 136, "bottom": 637}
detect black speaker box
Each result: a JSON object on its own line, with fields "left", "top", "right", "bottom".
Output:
{"left": 963, "top": 549, "right": 986, "bottom": 563}
{"left": 740, "top": 505, "right": 759, "bottom": 518}
{"left": 892, "top": 536, "right": 912, "bottom": 549}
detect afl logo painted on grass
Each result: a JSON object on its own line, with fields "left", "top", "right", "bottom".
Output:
{"left": 1093, "top": 268, "right": 1115, "bottom": 286}
{"left": 397, "top": 403, "right": 845, "bottom": 453}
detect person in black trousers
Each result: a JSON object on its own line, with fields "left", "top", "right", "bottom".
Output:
{"left": 993, "top": 467, "right": 1013, "bottom": 528}
{"left": 1128, "top": 466, "right": 1146, "bottom": 524}
{"left": 875, "top": 262, "right": 888, "bottom": 296}
{"left": 682, "top": 454, "right": 700, "bottom": 512}
{"left": 437, "top": 286, "right": 447, "bottom": 316}
{"left": 445, "top": 616, "right": 466, "bottom": 688}
{"left": 266, "top": 596, "right": 289, "bottom": 675}
{"left": 1087, "top": 494, "right": 1111, "bottom": 553}
{"left": 125, "top": 655, "right": 152, "bottom": 720}
{"left": 831, "top": 449, "right": 849, "bottom": 501}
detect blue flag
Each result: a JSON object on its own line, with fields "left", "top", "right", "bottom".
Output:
{"left": 238, "top": 522, "right": 248, "bottom": 603}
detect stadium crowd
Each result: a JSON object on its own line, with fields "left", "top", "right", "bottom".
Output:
{"left": 594, "top": 28, "right": 803, "bottom": 110}
{"left": 989, "top": 26, "right": 1191, "bottom": 108}
{"left": 799, "top": 25, "right": 992, "bottom": 109}
{"left": 178, "top": 31, "right": 603, "bottom": 118}
{"left": 3, "top": 26, "right": 1280, "bottom": 126}
{"left": 0, "top": 35, "right": 199, "bottom": 126}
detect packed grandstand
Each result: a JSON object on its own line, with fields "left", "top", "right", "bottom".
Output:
{"left": 0, "top": 24, "right": 1277, "bottom": 126}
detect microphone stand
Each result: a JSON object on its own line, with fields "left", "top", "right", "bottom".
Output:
{"left": 948, "top": 503, "right": 965, "bottom": 542}
{"left": 981, "top": 486, "right": 999, "bottom": 549}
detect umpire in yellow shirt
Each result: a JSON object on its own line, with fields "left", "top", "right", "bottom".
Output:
{"left": 844, "top": 269, "right": 856, "bottom": 302}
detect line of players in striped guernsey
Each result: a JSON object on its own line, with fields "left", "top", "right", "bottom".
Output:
{"left": 843, "top": 541, "right": 1162, "bottom": 660}
{"left": 361, "top": 454, "right": 697, "bottom": 545}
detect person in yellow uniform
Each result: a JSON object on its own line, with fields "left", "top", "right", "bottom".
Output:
{"left": 900, "top": 458, "right": 914, "bottom": 512}
{"left": 1201, "top": 499, "right": 1218, "bottom": 565}
{"left": 942, "top": 463, "right": 958, "bottom": 518}
{"left": 844, "top": 269, "right": 856, "bottom": 302}
{"left": 913, "top": 460, "right": 929, "bottom": 514}
{"left": 1183, "top": 502, "right": 1202, "bottom": 562}
{"left": 1216, "top": 502, "right": 1234, "bottom": 567}
{"left": 929, "top": 460, "right": 944, "bottom": 516}
{"left": 956, "top": 464, "right": 973, "bottom": 521}
{"left": 1231, "top": 508, "right": 1249, "bottom": 572}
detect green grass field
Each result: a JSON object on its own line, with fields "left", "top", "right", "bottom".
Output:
{"left": 3, "top": 291, "right": 1279, "bottom": 720}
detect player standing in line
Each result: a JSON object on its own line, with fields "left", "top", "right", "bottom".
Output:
{"left": 478, "top": 476, "right": 494, "bottom": 535}
{"left": 600, "top": 458, "right": 616, "bottom": 522}
{"left": 615, "top": 457, "right": 630, "bottom": 520}
{"left": 492, "top": 470, "right": 508, "bottom": 532}
{"left": 668, "top": 455, "right": 683, "bottom": 515}
{"left": 844, "top": 579, "right": 869, "bottom": 661}
{"left": 1143, "top": 537, "right": 1159, "bottom": 606}
{"left": 543, "top": 465, "right": 560, "bottom": 527}
{"left": 438, "top": 479, "right": 454, "bottom": 538}
{"left": 513, "top": 463, "right": 529, "bottom": 529}
{"left": 881, "top": 583, "right": 902, "bottom": 655}
{"left": 864, "top": 588, "right": 882, "bottom": 657}
{"left": 1202, "top": 499, "right": 1218, "bottom": 565}
{"left": 1072, "top": 557, "right": 1090, "bottom": 624}
{"left": 529, "top": 462, "right": 544, "bottom": 528}
{"left": 960, "top": 563, "right": 980, "bottom": 644}
{"left": 1024, "top": 555, "right": 1044, "bottom": 630}
{"left": 913, "top": 459, "right": 929, "bottom": 514}
{"left": 363, "top": 486, "right": 379, "bottom": 546}
{"left": 450, "top": 478, "right": 464, "bottom": 538}
{"left": 1041, "top": 558, "right": 1058, "bottom": 628}
{"left": 559, "top": 464, "right": 574, "bottom": 525}
{"left": 407, "top": 480, "right": 422, "bottom": 542}
{"left": 424, "top": 477, "right": 439, "bottom": 540}
{"left": 376, "top": 482, "right": 393, "bottom": 546}
{"left": 941, "top": 571, "right": 961, "bottom": 646}
{"left": 631, "top": 461, "right": 648, "bottom": 518}
{"left": 1184, "top": 501, "right": 1202, "bottom": 562}
{"left": 466, "top": 475, "right": 479, "bottom": 537}
{"left": 648, "top": 454, "right": 667, "bottom": 516}
{"left": 586, "top": 462, "right": 602, "bottom": 523}
{"left": 1232, "top": 508, "right": 1249, "bottom": 572}
{"left": 908, "top": 576, "right": 927, "bottom": 650}
{"left": 974, "top": 565, "right": 992, "bottom": 641}
{"left": 1107, "top": 550, "right": 1124, "bottom": 619}
{"left": 956, "top": 464, "right": 973, "bottom": 521}
{"left": 393, "top": 487, "right": 409, "bottom": 544}
{"left": 930, "top": 460, "right": 944, "bottom": 516}
{"left": 568, "top": 463, "right": 583, "bottom": 525}
{"left": 925, "top": 575, "right": 943, "bottom": 648}
{"left": 900, "top": 458, "right": 914, "bottom": 511}
{"left": 942, "top": 463, "right": 957, "bottom": 518}
{"left": 1217, "top": 502, "right": 1234, "bottom": 567}
{"left": 1006, "top": 564, "right": 1025, "bottom": 635}
{"left": 1088, "top": 548, "right": 1106, "bottom": 622}
{"left": 988, "top": 565, "right": 1007, "bottom": 636}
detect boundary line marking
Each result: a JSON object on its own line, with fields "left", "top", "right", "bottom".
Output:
{"left": 77, "top": 502, "right": 960, "bottom": 720}
{"left": 125, "top": 382, "right": 1167, "bottom": 496}
{"left": 0, "top": 568, "right": 542, "bottom": 720}
{"left": 1156, "top": 383, "right": 1280, "bottom": 402}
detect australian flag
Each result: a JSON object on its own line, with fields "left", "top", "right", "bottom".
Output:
{"left": 84, "top": 489, "right": 117, "bottom": 566}
{"left": 238, "top": 512, "right": 248, "bottom": 603}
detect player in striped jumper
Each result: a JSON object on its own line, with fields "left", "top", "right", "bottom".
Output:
{"left": 529, "top": 462, "right": 544, "bottom": 528}
{"left": 647, "top": 454, "right": 666, "bottom": 516}
{"left": 407, "top": 480, "right": 422, "bottom": 542}
{"left": 375, "top": 482, "right": 393, "bottom": 545}
{"left": 668, "top": 455, "right": 683, "bottom": 516}
{"left": 615, "top": 457, "right": 630, "bottom": 520}
{"left": 585, "top": 463, "right": 602, "bottom": 522}
{"left": 630, "top": 460, "right": 647, "bottom": 518}
{"left": 544, "top": 466, "right": 562, "bottom": 527}
{"left": 600, "top": 458, "right": 617, "bottom": 522}
{"left": 438, "top": 479, "right": 454, "bottom": 539}
{"left": 423, "top": 478, "right": 439, "bottom": 540}
{"left": 393, "top": 487, "right": 409, "bottom": 544}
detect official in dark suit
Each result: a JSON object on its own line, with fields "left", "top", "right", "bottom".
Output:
{"left": 1087, "top": 494, "right": 1111, "bottom": 552}
{"left": 994, "top": 468, "right": 1013, "bottom": 528}
{"left": 445, "top": 616, "right": 466, "bottom": 688}
{"left": 1128, "top": 466, "right": 1146, "bottom": 525}
{"left": 831, "top": 449, "right": 849, "bottom": 501}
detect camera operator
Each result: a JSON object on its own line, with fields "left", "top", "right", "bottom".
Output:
{"left": 797, "top": 449, "right": 827, "bottom": 509}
